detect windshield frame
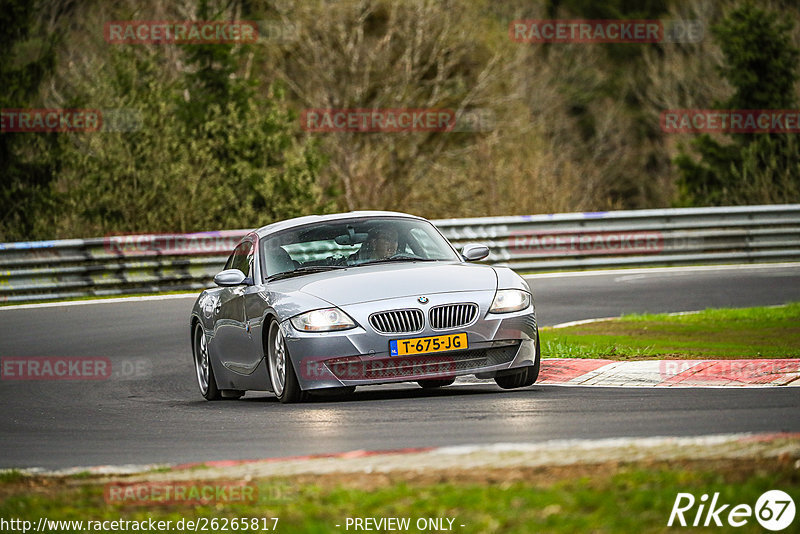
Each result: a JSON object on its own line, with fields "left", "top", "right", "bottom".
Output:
{"left": 258, "top": 216, "right": 461, "bottom": 282}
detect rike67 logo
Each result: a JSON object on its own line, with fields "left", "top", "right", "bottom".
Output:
{"left": 668, "top": 490, "right": 795, "bottom": 531}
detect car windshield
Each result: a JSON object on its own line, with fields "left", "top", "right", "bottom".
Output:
{"left": 259, "top": 217, "right": 460, "bottom": 280}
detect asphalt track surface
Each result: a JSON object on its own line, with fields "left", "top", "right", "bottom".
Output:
{"left": 1, "top": 264, "right": 799, "bottom": 469}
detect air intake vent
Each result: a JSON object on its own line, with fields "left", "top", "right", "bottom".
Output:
{"left": 429, "top": 303, "right": 478, "bottom": 330}
{"left": 370, "top": 309, "right": 424, "bottom": 334}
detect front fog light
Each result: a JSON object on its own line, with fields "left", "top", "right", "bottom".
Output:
{"left": 489, "top": 289, "right": 531, "bottom": 313}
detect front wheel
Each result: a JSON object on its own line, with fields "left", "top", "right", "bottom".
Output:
{"left": 267, "top": 321, "right": 307, "bottom": 403}
{"left": 193, "top": 324, "right": 221, "bottom": 400}
{"left": 494, "top": 332, "right": 540, "bottom": 390}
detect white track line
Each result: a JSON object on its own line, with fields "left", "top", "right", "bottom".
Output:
{"left": 524, "top": 261, "right": 800, "bottom": 279}
{"left": 548, "top": 317, "right": 617, "bottom": 329}
{"left": 8, "top": 432, "right": 796, "bottom": 477}
{"left": 0, "top": 292, "right": 199, "bottom": 311}
{"left": 548, "top": 309, "right": 705, "bottom": 329}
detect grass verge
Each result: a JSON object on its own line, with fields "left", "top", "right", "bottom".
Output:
{"left": 541, "top": 303, "right": 800, "bottom": 360}
{"left": 1, "top": 458, "right": 797, "bottom": 533}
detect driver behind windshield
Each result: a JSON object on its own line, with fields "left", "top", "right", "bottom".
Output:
{"left": 352, "top": 226, "right": 399, "bottom": 262}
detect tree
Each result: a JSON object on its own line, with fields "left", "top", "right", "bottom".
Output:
{"left": 0, "top": 0, "right": 59, "bottom": 240}
{"left": 41, "top": 0, "right": 328, "bottom": 237}
{"left": 675, "top": 2, "right": 800, "bottom": 206}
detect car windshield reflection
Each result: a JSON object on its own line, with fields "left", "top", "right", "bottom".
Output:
{"left": 260, "top": 217, "right": 459, "bottom": 281}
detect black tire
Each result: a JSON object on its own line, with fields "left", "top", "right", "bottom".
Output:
{"left": 417, "top": 378, "right": 456, "bottom": 389}
{"left": 494, "top": 367, "right": 532, "bottom": 389}
{"left": 267, "top": 320, "right": 307, "bottom": 403}
{"left": 525, "top": 331, "right": 542, "bottom": 384}
{"left": 494, "top": 330, "right": 541, "bottom": 389}
{"left": 193, "top": 323, "right": 221, "bottom": 400}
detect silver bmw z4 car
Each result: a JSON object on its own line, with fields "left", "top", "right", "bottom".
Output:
{"left": 190, "top": 211, "right": 540, "bottom": 403}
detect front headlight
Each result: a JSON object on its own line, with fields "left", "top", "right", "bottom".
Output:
{"left": 290, "top": 308, "right": 356, "bottom": 332}
{"left": 489, "top": 289, "right": 531, "bottom": 313}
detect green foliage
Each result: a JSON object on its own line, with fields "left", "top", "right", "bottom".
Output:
{"left": 51, "top": 60, "right": 326, "bottom": 235}
{"left": 177, "top": 0, "right": 254, "bottom": 129}
{"left": 1, "top": 0, "right": 327, "bottom": 240}
{"left": 0, "top": 470, "right": 26, "bottom": 483}
{"left": 0, "top": 0, "right": 59, "bottom": 239}
{"left": 546, "top": 0, "right": 669, "bottom": 63}
{"left": 676, "top": 2, "right": 800, "bottom": 206}
{"left": 713, "top": 3, "right": 798, "bottom": 110}
{"left": 0, "top": 464, "right": 795, "bottom": 533}
{"left": 2, "top": 0, "right": 800, "bottom": 241}
{"left": 541, "top": 303, "right": 800, "bottom": 360}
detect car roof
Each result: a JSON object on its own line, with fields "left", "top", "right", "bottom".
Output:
{"left": 253, "top": 211, "right": 426, "bottom": 239}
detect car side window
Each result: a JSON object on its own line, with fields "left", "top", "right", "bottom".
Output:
{"left": 229, "top": 241, "right": 254, "bottom": 277}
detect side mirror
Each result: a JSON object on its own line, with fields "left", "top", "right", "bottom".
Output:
{"left": 213, "top": 269, "right": 247, "bottom": 287}
{"left": 461, "top": 243, "right": 490, "bottom": 261}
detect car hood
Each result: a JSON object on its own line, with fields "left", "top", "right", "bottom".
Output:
{"left": 278, "top": 262, "right": 498, "bottom": 306}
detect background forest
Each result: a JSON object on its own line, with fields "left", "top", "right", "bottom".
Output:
{"left": 2, "top": 0, "right": 799, "bottom": 241}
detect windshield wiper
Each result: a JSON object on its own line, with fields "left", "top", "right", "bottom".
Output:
{"left": 266, "top": 265, "right": 346, "bottom": 282}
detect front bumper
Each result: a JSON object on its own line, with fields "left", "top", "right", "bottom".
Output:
{"left": 283, "top": 290, "right": 538, "bottom": 390}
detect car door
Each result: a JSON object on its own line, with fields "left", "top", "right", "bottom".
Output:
{"left": 240, "top": 240, "right": 272, "bottom": 376}
{"left": 210, "top": 240, "right": 257, "bottom": 375}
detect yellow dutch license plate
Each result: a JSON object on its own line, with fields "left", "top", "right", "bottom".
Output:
{"left": 390, "top": 333, "right": 467, "bottom": 356}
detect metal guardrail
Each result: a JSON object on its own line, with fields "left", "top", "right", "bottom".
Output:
{"left": 1, "top": 205, "right": 799, "bottom": 303}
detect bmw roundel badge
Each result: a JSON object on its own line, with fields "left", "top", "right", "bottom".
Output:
{"left": 418, "top": 296, "right": 429, "bottom": 304}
